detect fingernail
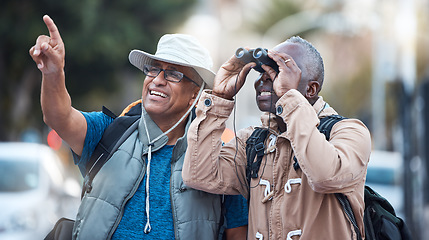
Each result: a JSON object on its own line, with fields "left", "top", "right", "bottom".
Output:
{"left": 42, "top": 43, "right": 48, "bottom": 51}
{"left": 34, "top": 49, "right": 40, "bottom": 55}
{"left": 37, "top": 63, "right": 43, "bottom": 69}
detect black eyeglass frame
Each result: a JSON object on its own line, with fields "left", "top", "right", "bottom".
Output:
{"left": 143, "top": 64, "right": 200, "bottom": 87}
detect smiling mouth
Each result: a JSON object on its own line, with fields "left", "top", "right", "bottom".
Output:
{"left": 260, "top": 91, "right": 273, "bottom": 96}
{"left": 150, "top": 90, "right": 167, "bottom": 98}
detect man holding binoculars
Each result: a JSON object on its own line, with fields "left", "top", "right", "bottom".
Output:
{"left": 182, "top": 36, "right": 371, "bottom": 240}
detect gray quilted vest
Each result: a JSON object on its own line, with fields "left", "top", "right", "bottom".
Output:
{"left": 72, "top": 108, "right": 224, "bottom": 240}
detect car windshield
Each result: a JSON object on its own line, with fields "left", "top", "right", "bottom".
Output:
{"left": 0, "top": 160, "right": 39, "bottom": 192}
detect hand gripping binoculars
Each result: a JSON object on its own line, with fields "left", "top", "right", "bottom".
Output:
{"left": 235, "top": 47, "right": 279, "bottom": 73}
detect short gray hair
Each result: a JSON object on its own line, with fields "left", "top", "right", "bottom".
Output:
{"left": 286, "top": 36, "right": 324, "bottom": 86}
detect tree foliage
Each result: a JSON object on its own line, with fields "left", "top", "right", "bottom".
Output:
{"left": 249, "top": 0, "right": 301, "bottom": 35}
{"left": 0, "top": 0, "right": 196, "bottom": 141}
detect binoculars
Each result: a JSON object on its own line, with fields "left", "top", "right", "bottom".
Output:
{"left": 235, "top": 47, "right": 279, "bottom": 73}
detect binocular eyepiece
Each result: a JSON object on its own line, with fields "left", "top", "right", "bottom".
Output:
{"left": 235, "top": 47, "right": 279, "bottom": 73}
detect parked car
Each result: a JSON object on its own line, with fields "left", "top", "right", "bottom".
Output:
{"left": 365, "top": 150, "right": 404, "bottom": 218}
{"left": 0, "top": 142, "right": 80, "bottom": 240}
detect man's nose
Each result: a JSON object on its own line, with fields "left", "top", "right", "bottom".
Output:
{"left": 257, "top": 75, "right": 272, "bottom": 86}
{"left": 152, "top": 70, "right": 168, "bottom": 85}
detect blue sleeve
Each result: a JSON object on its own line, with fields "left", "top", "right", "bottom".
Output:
{"left": 224, "top": 195, "right": 248, "bottom": 229}
{"left": 72, "top": 111, "right": 113, "bottom": 176}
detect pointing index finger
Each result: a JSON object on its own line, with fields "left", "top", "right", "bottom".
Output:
{"left": 43, "top": 15, "right": 62, "bottom": 43}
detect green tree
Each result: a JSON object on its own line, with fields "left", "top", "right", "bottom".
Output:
{"left": 0, "top": 0, "right": 197, "bottom": 141}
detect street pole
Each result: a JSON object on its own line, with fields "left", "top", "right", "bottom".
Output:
{"left": 395, "top": 0, "right": 418, "bottom": 237}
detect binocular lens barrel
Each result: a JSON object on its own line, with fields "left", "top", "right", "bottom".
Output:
{"left": 253, "top": 48, "right": 265, "bottom": 59}
{"left": 234, "top": 47, "right": 279, "bottom": 73}
{"left": 253, "top": 47, "right": 278, "bottom": 72}
{"left": 235, "top": 47, "right": 255, "bottom": 64}
{"left": 235, "top": 47, "right": 246, "bottom": 58}
{"left": 253, "top": 48, "right": 269, "bottom": 61}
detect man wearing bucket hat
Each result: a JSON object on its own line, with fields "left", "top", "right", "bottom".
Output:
{"left": 30, "top": 15, "right": 247, "bottom": 240}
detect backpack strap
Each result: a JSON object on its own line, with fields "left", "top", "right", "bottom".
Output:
{"left": 81, "top": 102, "right": 142, "bottom": 198}
{"left": 335, "top": 193, "right": 362, "bottom": 240}
{"left": 119, "top": 99, "right": 142, "bottom": 117}
{"left": 245, "top": 128, "right": 270, "bottom": 209}
{"left": 245, "top": 128, "right": 270, "bottom": 186}
{"left": 318, "top": 115, "right": 346, "bottom": 140}
{"left": 102, "top": 106, "right": 117, "bottom": 119}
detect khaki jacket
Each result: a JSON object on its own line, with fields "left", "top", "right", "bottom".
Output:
{"left": 183, "top": 89, "right": 371, "bottom": 240}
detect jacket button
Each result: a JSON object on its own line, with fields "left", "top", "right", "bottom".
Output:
{"left": 204, "top": 98, "right": 212, "bottom": 107}
{"left": 276, "top": 105, "right": 283, "bottom": 115}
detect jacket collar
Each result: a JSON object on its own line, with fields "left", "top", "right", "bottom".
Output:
{"left": 314, "top": 96, "right": 338, "bottom": 118}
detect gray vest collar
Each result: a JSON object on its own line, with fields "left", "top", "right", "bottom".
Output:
{"left": 138, "top": 105, "right": 192, "bottom": 158}
{"left": 138, "top": 106, "right": 168, "bottom": 154}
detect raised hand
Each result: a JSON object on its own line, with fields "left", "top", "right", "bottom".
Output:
{"left": 262, "top": 50, "right": 301, "bottom": 98}
{"left": 212, "top": 54, "right": 255, "bottom": 100}
{"left": 29, "top": 15, "right": 65, "bottom": 75}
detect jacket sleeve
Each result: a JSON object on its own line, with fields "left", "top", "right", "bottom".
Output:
{"left": 182, "top": 90, "right": 250, "bottom": 198}
{"left": 277, "top": 89, "right": 372, "bottom": 194}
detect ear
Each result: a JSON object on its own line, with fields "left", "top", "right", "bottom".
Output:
{"left": 188, "top": 88, "right": 200, "bottom": 107}
{"left": 305, "top": 80, "right": 320, "bottom": 99}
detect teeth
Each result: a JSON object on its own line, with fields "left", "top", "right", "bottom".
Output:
{"left": 151, "top": 90, "right": 167, "bottom": 98}
{"left": 260, "top": 92, "right": 272, "bottom": 96}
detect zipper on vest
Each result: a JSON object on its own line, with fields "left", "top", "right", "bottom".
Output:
{"left": 170, "top": 160, "right": 179, "bottom": 239}
{"left": 107, "top": 160, "right": 147, "bottom": 239}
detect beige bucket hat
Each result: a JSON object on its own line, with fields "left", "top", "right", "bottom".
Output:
{"left": 128, "top": 34, "right": 215, "bottom": 89}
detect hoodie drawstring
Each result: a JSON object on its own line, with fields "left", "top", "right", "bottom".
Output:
{"left": 143, "top": 144, "right": 153, "bottom": 233}
{"left": 141, "top": 82, "right": 205, "bottom": 233}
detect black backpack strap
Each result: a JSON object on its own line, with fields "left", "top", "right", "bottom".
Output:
{"left": 245, "top": 128, "right": 269, "bottom": 208}
{"left": 293, "top": 156, "right": 300, "bottom": 171}
{"left": 335, "top": 193, "right": 362, "bottom": 240}
{"left": 245, "top": 128, "right": 270, "bottom": 186}
{"left": 81, "top": 103, "right": 142, "bottom": 198}
{"left": 102, "top": 106, "right": 117, "bottom": 119}
{"left": 318, "top": 115, "right": 347, "bottom": 140}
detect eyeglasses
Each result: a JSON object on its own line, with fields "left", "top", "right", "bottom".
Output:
{"left": 143, "top": 64, "right": 200, "bottom": 87}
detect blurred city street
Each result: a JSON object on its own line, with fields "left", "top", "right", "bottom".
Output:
{"left": 0, "top": 142, "right": 80, "bottom": 239}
